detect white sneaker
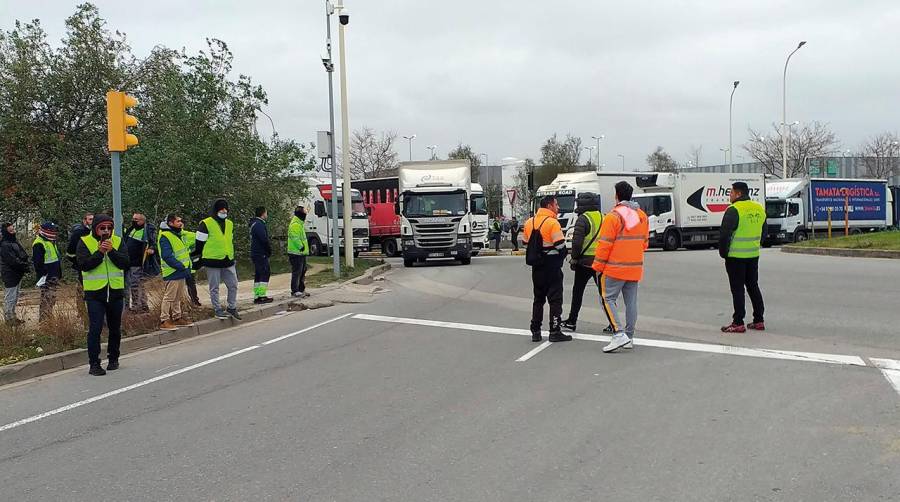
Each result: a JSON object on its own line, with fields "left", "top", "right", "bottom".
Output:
{"left": 292, "top": 292, "right": 304, "bottom": 298}
{"left": 623, "top": 339, "right": 634, "bottom": 349}
{"left": 603, "top": 333, "right": 630, "bottom": 353}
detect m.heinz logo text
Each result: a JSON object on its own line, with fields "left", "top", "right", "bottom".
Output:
{"left": 687, "top": 185, "right": 760, "bottom": 213}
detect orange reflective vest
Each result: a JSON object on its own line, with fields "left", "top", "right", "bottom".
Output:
{"left": 523, "top": 207, "right": 566, "bottom": 256}
{"left": 592, "top": 204, "right": 650, "bottom": 281}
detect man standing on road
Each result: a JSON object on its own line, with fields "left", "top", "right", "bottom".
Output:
{"left": 249, "top": 207, "right": 274, "bottom": 304}
{"left": 593, "top": 182, "right": 649, "bottom": 353}
{"left": 1, "top": 223, "right": 30, "bottom": 325}
{"left": 491, "top": 216, "right": 503, "bottom": 252}
{"left": 195, "top": 199, "right": 241, "bottom": 320}
{"left": 77, "top": 214, "right": 129, "bottom": 376}
{"left": 33, "top": 222, "right": 61, "bottom": 322}
{"left": 287, "top": 206, "right": 310, "bottom": 298}
{"left": 562, "top": 192, "right": 612, "bottom": 333}
{"left": 157, "top": 214, "right": 194, "bottom": 331}
{"left": 66, "top": 212, "right": 93, "bottom": 281}
{"left": 523, "top": 195, "right": 571, "bottom": 343}
{"left": 508, "top": 216, "right": 519, "bottom": 251}
{"left": 182, "top": 227, "right": 202, "bottom": 307}
{"left": 719, "top": 182, "right": 766, "bottom": 333}
{"left": 123, "top": 213, "right": 157, "bottom": 313}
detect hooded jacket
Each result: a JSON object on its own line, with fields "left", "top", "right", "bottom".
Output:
{"left": 66, "top": 222, "right": 91, "bottom": 269}
{"left": 592, "top": 201, "right": 650, "bottom": 282}
{"left": 0, "top": 227, "right": 30, "bottom": 287}
{"left": 124, "top": 220, "right": 158, "bottom": 269}
{"left": 76, "top": 214, "right": 131, "bottom": 302}
{"left": 194, "top": 199, "right": 235, "bottom": 268}
{"left": 249, "top": 216, "right": 272, "bottom": 260}
{"left": 32, "top": 230, "right": 62, "bottom": 281}
{"left": 570, "top": 195, "right": 603, "bottom": 269}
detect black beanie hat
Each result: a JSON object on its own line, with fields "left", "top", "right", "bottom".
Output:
{"left": 213, "top": 199, "right": 229, "bottom": 213}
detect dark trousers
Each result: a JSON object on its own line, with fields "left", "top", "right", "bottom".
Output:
{"left": 493, "top": 234, "right": 501, "bottom": 251}
{"left": 253, "top": 256, "right": 271, "bottom": 283}
{"left": 566, "top": 265, "right": 598, "bottom": 323}
{"left": 725, "top": 257, "right": 764, "bottom": 325}
{"left": 86, "top": 298, "right": 123, "bottom": 366}
{"left": 185, "top": 273, "right": 200, "bottom": 305}
{"left": 289, "top": 255, "right": 308, "bottom": 294}
{"left": 531, "top": 265, "right": 564, "bottom": 332}
{"left": 39, "top": 277, "right": 59, "bottom": 321}
{"left": 510, "top": 232, "right": 519, "bottom": 251}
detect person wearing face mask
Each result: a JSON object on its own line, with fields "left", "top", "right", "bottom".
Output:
{"left": 76, "top": 214, "right": 130, "bottom": 376}
{"left": 287, "top": 205, "right": 310, "bottom": 298}
{"left": 157, "top": 214, "right": 195, "bottom": 331}
{"left": 1, "top": 223, "right": 30, "bottom": 325}
{"left": 33, "top": 221, "right": 62, "bottom": 321}
{"left": 249, "top": 206, "right": 274, "bottom": 304}
{"left": 194, "top": 199, "right": 241, "bottom": 320}
{"left": 123, "top": 212, "right": 157, "bottom": 313}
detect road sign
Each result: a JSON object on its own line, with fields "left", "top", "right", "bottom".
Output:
{"left": 826, "top": 159, "right": 838, "bottom": 176}
{"left": 506, "top": 189, "right": 517, "bottom": 205}
{"left": 809, "top": 159, "right": 821, "bottom": 175}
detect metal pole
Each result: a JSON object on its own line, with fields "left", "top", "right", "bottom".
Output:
{"left": 729, "top": 81, "right": 739, "bottom": 173}
{"left": 325, "top": 1, "right": 340, "bottom": 277}
{"left": 783, "top": 41, "right": 806, "bottom": 179}
{"left": 595, "top": 137, "right": 601, "bottom": 167}
{"left": 337, "top": 1, "right": 353, "bottom": 268}
{"left": 110, "top": 152, "right": 123, "bottom": 236}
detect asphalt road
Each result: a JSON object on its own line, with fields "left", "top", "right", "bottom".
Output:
{"left": 1, "top": 249, "right": 899, "bottom": 501}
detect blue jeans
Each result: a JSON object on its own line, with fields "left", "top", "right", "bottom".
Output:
{"left": 86, "top": 298, "right": 123, "bottom": 365}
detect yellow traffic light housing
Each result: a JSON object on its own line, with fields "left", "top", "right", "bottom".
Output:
{"left": 106, "top": 90, "right": 139, "bottom": 152}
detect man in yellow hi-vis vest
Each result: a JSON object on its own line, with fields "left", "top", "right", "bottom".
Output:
{"left": 562, "top": 192, "right": 610, "bottom": 333}
{"left": 719, "top": 182, "right": 767, "bottom": 333}
{"left": 194, "top": 199, "right": 240, "bottom": 321}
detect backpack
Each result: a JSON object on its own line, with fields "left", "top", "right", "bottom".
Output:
{"left": 525, "top": 217, "right": 548, "bottom": 267}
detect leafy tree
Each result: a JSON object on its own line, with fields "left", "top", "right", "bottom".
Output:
{"left": 483, "top": 182, "right": 503, "bottom": 218}
{"left": 646, "top": 146, "right": 678, "bottom": 172}
{"left": 512, "top": 158, "right": 536, "bottom": 218}
{"left": 447, "top": 143, "right": 480, "bottom": 180}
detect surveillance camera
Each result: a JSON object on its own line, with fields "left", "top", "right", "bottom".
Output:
{"left": 339, "top": 11, "right": 349, "bottom": 25}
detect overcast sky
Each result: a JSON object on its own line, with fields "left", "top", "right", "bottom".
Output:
{"left": 5, "top": 1, "right": 900, "bottom": 169}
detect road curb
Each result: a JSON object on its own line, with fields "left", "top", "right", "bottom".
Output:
{"left": 0, "top": 262, "right": 390, "bottom": 386}
{"left": 782, "top": 246, "right": 900, "bottom": 259}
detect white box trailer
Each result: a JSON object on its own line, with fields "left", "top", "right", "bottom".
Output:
{"left": 632, "top": 172, "right": 766, "bottom": 250}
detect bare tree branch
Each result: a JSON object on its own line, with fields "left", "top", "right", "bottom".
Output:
{"left": 858, "top": 132, "right": 899, "bottom": 179}
{"left": 743, "top": 121, "right": 839, "bottom": 178}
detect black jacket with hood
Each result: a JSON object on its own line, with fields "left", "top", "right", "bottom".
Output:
{"left": 570, "top": 195, "right": 603, "bottom": 269}
{"left": 195, "top": 199, "right": 236, "bottom": 269}
{"left": 76, "top": 214, "right": 131, "bottom": 302}
{"left": 0, "top": 227, "right": 30, "bottom": 287}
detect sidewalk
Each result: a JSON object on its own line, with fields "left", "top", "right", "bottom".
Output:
{"left": 197, "top": 262, "right": 328, "bottom": 305}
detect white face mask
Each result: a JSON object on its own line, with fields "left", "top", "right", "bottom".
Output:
{"left": 217, "top": 211, "right": 228, "bottom": 219}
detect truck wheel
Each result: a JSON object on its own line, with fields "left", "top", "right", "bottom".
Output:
{"left": 850, "top": 228, "right": 863, "bottom": 235}
{"left": 308, "top": 237, "right": 323, "bottom": 256}
{"left": 383, "top": 239, "right": 398, "bottom": 257}
{"left": 793, "top": 230, "right": 808, "bottom": 242}
{"left": 459, "top": 256, "right": 471, "bottom": 265}
{"left": 353, "top": 249, "right": 360, "bottom": 259}
{"left": 403, "top": 258, "right": 414, "bottom": 267}
{"left": 663, "top": 230, "right": 680, "bottom": 251}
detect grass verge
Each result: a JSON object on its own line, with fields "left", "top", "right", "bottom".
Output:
{"left": 790, "top": 231, "right": 900, "bottom": 250}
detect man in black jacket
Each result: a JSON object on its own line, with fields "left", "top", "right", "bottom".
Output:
{"left": 194, "top": 199, "right": 241, "bottom": 320}
{"left": 1, "top": 223, "right": 30, "bottom": 325}
{"left": 123, "top": 213, "right": 157, "bottom": 312}
{"left": 719, "top": 182, "right": 767, "bottom": 333}
{"left": 249, "top": 206, "right": 273, "bottom": 304}
{"left": 66, "top": 212, "right": 93, "bottom": 281}
{"left": 77, "top": 214, "right": 130, "bottom": 375}
{"left": 33, "top": 222, "right": 62, "bottom": 321}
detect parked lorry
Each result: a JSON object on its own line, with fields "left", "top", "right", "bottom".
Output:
{"left": 352, "top": 177, "right": 402, "bottom": 256}
{"left": 534, "top": 171, "right": 649, "bottom": 248}
{"left": 299, "top": 181, "right": 370, "bottom": 257}
{"left": 631, "top": 172, "right": 766, "bottom": 250}
{"left": 398, "top": 160, "right": 474, "bottom": 267}
{"left": 763, "top": 178, "right": 893, "bottom": 244}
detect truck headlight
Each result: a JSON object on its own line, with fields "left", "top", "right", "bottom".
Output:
{"left": 457, "top": 238, "right": 469, "bottom": 244}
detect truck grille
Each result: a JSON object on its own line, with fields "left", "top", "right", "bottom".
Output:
{"left": 410, "top": 218, "right": 459, "bottom": 249}
{"left": 353, "top": 227, "right": 368, "bottom": 237}
{"left": 471, "top": 224, "right": 487, "bottom": 240}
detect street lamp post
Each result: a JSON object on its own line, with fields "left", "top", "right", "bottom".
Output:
{"left": 323, "top": 0, "right": 340, "bottom": 277}
{"left": 480, "top": 153, "right": 488, "bottom": 167}
{"left": 591, "top": 134, "right": 605, "bottom": 169}
{"left": 427, "top": 145, "right": 437, "bottom": 160}
{"left": 402, "top": 134, "right": 416, "bottom": 161}
{"left": 583, "top": 146, "right": 596, "bottom": 167}
{"left": 729, "top": 81, "right": 739, "bottom": 173}
{"left": 336, "top": 0, "right": 353, "bottom": 267}
{"left": 782, "top": 40, "right": 807, "bottom": 179}
{"left": 617, "top": 154, "right": 625, "bottom": 170}
{"left": 720, "top": 147, "right": 730, "bottom": 164}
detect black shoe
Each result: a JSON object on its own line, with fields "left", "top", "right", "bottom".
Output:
{"left": 253, "top": 298, "right": 263, "bottom": 304}
{"left": 602, "top": 325, "right": 615, "bottom": 334}
{"left": 106, "top": 359, "right": 119, "bottom": 371}
{"left": 89, "top": 364, "right": 106, "bottom": 376}
{"left": 531, "top": 331, "right": 543, "bottom": 342}
{"left": 561, "top": 319, "right": 577, "bottom": 331}
{"left": 548, "top": 331, "right": 573, "bottom": 342}
{"left": 259, "top": 297, "right": 274, "bottom": 304}
{"left": 226, "top": 308, "right": 242, "bottom": 320}
{"left": 191, "top": 300, "right": 202, "bottom": 307}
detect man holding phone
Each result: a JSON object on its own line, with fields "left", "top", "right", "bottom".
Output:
{"left": 76, "top": 214, "right": 130, "bottom": 376}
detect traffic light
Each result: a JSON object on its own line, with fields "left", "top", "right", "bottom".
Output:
{"left": 106, "top": 90, "right": 139, "bottom": 152}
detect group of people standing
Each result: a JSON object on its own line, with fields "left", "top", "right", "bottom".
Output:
{"left": 0, "top": 199, "right": 313, "bottom": 376}
{"left": 489, "top": 216, "right": 520, "bottom": 252}
{"left": 524, "top": 180, "right": 766, "bottom": 352}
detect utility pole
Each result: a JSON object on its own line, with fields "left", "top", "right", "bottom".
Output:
{"left": 323, "top": 1, "right": 340, "bottom": 277}
{"left": 729, "top": 81, "right": 739, "bottom": 173}
{"left": 336, "top": 0, "right": 353, "bottom": 267}
{"left": 782, "top": 41, "right": 807, "bottom": 179}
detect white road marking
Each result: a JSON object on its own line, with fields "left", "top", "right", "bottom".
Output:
{"left": 0, "top": 313, "right": 353, "bottom": 434}
{"left": 516, "top": 341, "right": 553, "bottom": 362}
{"left": 352, "top": 314, "right": 867, "bottom": 367}
{"left": 871, "top": 358, "right": 900, "bottom": 397}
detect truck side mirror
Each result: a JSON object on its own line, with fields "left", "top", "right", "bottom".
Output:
{"left": 394, "top": 201, "right": 401, "bottom": 215}
{"left": 470, "top": 200, "right": 476, "bottom": 213}
{"left": 314, "top": 201, "right": 326, "bottom": 217}
{"left": 366, "top": 206, "right": 372, "bottom": 216}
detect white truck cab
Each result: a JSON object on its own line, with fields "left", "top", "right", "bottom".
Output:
{"left": 300, "top": 181, "right": 370, "bottom": 257}
{"left": 470, "top": 183, "right": 488, "bottom": 255}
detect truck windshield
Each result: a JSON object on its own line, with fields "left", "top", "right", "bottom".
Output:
{"left": 766, "top": 201, "right": 787, "bottom": 218}
{"left": 328, "top": 199, "right": 367, "bottom": 219}
{"left": 471, "top": 195, "right": 487, "bottom": 215}
{"left": 403, "top": 192, "right": 467, "bottom": 217}
{"left": 557, "top": 195, "right": 576, "bottom": 214}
